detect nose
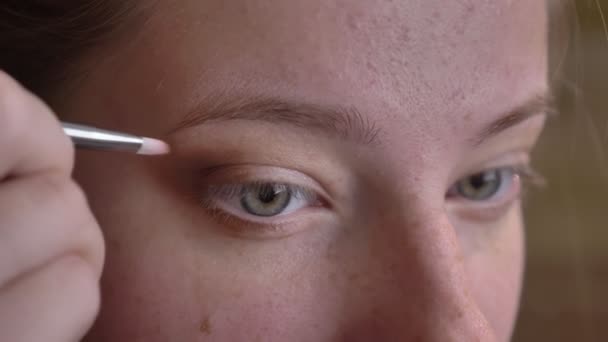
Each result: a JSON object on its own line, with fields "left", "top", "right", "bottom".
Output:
{"left": 338, "top": 210, "right": 498, "bottom": 342}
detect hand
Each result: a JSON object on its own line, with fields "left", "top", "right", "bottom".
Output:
{"left": 0, "top": 71, "right": 104, "bottom": 342}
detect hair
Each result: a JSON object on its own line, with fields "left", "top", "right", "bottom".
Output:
{"left": 0, "top": 1, "right": 139, "bottom": 99}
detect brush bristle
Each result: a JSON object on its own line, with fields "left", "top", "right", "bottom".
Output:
{"left": 138, "top": 138, "right": 171, "bottom": 155}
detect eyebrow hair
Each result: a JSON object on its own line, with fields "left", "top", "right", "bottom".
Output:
{"left": 472, "top": 92, "right": 557, "bottom": 146}
{"left": 170, "top": 91, "right": 555, "bottom": 148}
{"left": 169, "top": 96, "right": 382, "bottom": 145}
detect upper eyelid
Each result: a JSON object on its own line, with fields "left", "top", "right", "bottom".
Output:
{"left": 204, "top": 182, "right": 321, "bottom": 202}
{"left": 196, "top": 164, "right": 334, "bottom": 203}
{"left": 200, "top": 183, "right": 325, "bottom": 225}
{"left": 448, "top": 166, "right": 521, "bottom": 197}
{"left": 476, "top": 164, "right": 545, "bottom": 188}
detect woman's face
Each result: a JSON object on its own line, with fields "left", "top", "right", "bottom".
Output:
{"left": 63, "top": 0, "right": 548, "bottom": 340}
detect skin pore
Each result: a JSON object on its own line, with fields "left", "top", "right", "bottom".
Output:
{"left": 52, "top": 0, "right": 547, "bottom": 340}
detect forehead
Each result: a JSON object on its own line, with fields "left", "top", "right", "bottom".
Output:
{"left": 109, "top": 0, "right": 547, "bottom": 151}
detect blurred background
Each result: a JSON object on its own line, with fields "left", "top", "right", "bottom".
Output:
{"left": 514, "top": 1, "right": 608, "bottom": 340}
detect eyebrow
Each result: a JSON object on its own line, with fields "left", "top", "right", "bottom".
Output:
{"left": 471, "top": 92, "right": 556, "bottom": 146}
{"left": 170, "top": 92, "right": 555, "bottom": 147}
{"left": 169, "top": 96, "right": 381, "bottom": 145}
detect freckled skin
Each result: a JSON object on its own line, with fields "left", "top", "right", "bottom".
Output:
{"left": 200, "top": 318, "right": 211, "bottom": 335}
{"left": 57, "top": 0, "right": 547, "bottom": 341}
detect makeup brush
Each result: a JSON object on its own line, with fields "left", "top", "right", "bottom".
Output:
{"left": 62, "top": 122, "right": 170, "bottom": 155}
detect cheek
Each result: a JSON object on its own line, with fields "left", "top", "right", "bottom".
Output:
{"left": 465, "top": 206, "right": 525, "bottom": 341}
{"left": 73, "top": 154, "right": 341, "bottom": 341}
{"left": 93, "top": 241, "right": 341, "bottom": 342}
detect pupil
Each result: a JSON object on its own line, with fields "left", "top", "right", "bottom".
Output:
{"left": 258, "top": 185, "right": 277, "bottom": 203}
{"left": 470, "top": 174, "right": 487, "bottom": 189}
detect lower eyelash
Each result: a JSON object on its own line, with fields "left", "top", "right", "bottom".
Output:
{"left": 204, "top": 182, "right": 320, "bottom": 203}
{"left": 198, "top": 201, "right": 314, "bottom": 239}
{"left": 197, "top": 182, "right": 324, "bottom": 226}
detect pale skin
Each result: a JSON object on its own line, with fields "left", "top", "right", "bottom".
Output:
{"left": 0, "top": 0, "right": 548, "bottom": 341}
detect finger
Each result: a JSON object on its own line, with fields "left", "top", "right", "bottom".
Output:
{"left": 0, "top": 255, "right": 100, "bottom": 342}
{"left": 0, "top": 175, "right": 104, "bottom": 287}
{"left": 0, "top": 70, "right": 73, "bottom": 179}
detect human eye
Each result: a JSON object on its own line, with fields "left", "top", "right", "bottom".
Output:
{"left": 446, "top": 164, "right": 544, "bottom": 219}
{"left": 205, "top": 181, "right": 322, "bottom": 219}
{"left": 195, "top": 165, "right": 330, "bottom": 237}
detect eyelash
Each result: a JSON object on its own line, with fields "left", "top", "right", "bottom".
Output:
{"left": 197, "top": 164, "right": 545, "bottom": 229}
{"left": 199, "top": 181, "right": 325, "bottom": 233}
{"left": 446, "top": 164, "right": 545, "bottom": 219}
{"left": 204, "top": 181, "right": 319, "bottom": 202}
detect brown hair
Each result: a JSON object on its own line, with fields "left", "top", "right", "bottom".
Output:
{"left": 0, "top": 1, "right": 138, "bottom": 98}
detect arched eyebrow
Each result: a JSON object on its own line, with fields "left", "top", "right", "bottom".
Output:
{"left": 169, "top": 91, "right": 554, "bottom": 147}
{"left": 471, "top": 91, "right": 556, "bottom": 146}
{"left": 168, "top": 96, "right": 381, "bottom": 146}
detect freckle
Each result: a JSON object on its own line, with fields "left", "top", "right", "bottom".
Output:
{"left": 347, "top": 14, "right": 360, "bottom": 31}
{"left": 366, "top": 61, "right": 378, "bottom": 74}
{"left": 391, "top": 79, "right": 400, "bottom": 90}
{"left": 451, "top": 306, "right": 465, "bottom": 321}
{"left": 232, "top": 289, "right": 244, "bottom": 299}
{"left": 199, "top": 317, "right": 212, "bottom": 335}
{"left": 457, "top": 309, "right": 464, "bottom": 319}
{"left": 455, "top": 252, "right": 465, "bottom": 265}
{"left": 398, "top": 26, "right": 410, "bottom": 43}
{"left": 449, "top": 89, "right": 464, "bottom": 101}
